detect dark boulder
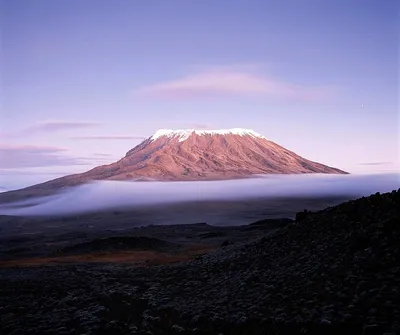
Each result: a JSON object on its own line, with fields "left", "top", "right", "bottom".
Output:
{"left": 296, "top": 209, "right": 312, "bottom": 222}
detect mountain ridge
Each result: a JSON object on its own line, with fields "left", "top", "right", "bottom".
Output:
{"left": 0, "top": 129, "right": 348, "bottom": 200}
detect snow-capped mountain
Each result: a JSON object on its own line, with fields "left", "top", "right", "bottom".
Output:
{"left": 10, "top": 128, "right": 347, "bottom": 192}
{"left": 149, "top": 128, "right": 267, "bottom": 142}
{"left": 0, "top": 187, "right": 8, "bottom": 193}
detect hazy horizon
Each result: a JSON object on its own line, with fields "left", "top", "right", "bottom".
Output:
{"left": 1, "top": 0, "right": 399, "bottom": 190}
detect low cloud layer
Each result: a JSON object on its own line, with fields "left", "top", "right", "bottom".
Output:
{"left": 136, "top": 70, "right": 332, "bottom": 101}
{"left": 0, "top": 173, "right": 398, "bottom": 217}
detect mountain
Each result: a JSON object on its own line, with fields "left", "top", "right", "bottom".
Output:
{"left": 23, "top": 128, "right": 347, "bottom": 188}
{"left": 0, "top": 129, "right": 347, "bottom": 201}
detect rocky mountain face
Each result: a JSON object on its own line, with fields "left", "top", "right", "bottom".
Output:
{"left": 16, "top": 129, "right": 347, "bottom": 191}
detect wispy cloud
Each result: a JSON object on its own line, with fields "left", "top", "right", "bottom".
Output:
{"left": 0, "top": 144, "right": 91, "bottom": 169}
{"left": 70, "top": 135, "right": 145, "bottom": 140}
{"left": 189, "top": 63, "right": 269, "bottom": 74}
{"left": 135, "top": 69, "right": 333, "bottom": 101}
{"left": 0, "top": 120, "right": 101, "bottom": 139}
{"left": 0, "top": 170, "right": 76, "bottom": 176}
{"left": 27, "top": 120, "right": 100, "bottom": 133}
{"left": 358, "top": 162, "right": 393, "bottom": 166}
{"left": 0, "top": 144, "right": 68, "bottom": 153}
{"left": 93, "top": 153, "right": 113, "bottom": 157}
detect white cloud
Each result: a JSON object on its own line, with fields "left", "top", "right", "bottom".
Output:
{"left": 135, "top": 69, "right": 332, "bottom": 101}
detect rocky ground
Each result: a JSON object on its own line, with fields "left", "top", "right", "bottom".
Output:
{"left": 0, "top": 190, "right": 399, "bottom": 334}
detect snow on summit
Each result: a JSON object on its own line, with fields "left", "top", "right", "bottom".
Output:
{"left": 150, "top": 128, "right": 267, "bottom": 142}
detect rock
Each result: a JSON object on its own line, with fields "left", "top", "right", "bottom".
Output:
{"left": 321, "top": 319, "right": 331, "bottom": 325}
{"left": 363, "top": 324, "right": 380, "bottom": 335}
{"left": 221, "top": 240, "right": 231, "bottom": 248}
{"left": 295, "top": 209, "right": 311, "bottom": 222}
{"left": 171, "top": 324, "right": 185, "bottom": 332}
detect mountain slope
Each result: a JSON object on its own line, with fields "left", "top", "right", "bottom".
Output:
{"left": 0, "top": 129, "right": 347, "bottom": 197}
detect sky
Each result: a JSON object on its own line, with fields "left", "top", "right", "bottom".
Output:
{"left": 0, "top": 0, "right": 399, "bottom": 190}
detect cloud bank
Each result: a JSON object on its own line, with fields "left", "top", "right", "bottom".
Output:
{"left": 0, "top": 173, "right": 398, "bottom": 217}
{"left": 136, "top": 70, "right": 332, "bottom": 101}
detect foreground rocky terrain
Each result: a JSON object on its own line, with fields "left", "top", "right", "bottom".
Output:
{"left": 1, "top": 190, "right": 399, "bottom": 334}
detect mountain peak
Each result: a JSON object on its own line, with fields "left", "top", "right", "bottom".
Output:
{"left": 150, "top": 128, "right": 267, "bottom": 142}
{"left": 9, "top": 128, "right": 347, "bottom": 192}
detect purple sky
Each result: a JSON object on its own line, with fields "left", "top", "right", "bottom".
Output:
{"left": 1, "top": 0, "right": 399, "bottom": 190}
